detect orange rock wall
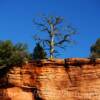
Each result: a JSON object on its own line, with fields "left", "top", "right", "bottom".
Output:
{"left": 0, "top": 58, "right": 100, "bottom": 100}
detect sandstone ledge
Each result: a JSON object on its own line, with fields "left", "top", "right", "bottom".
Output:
{"left": 31, "top": 58, "right": 100, "bottom": 66}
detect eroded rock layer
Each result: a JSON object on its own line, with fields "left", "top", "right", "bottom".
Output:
{"left": 0, "top": 58, "right": 100, "bottom": 100}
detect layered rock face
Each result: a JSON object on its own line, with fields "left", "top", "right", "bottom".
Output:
{"left": 0, "top": 58, "right": 100, "bottom": 100}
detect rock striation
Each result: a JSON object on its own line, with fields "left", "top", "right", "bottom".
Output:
{"left": 0, "top": 58, "right": 100, "bottom": 100}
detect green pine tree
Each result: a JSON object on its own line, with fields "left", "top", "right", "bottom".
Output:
{"left": 33, "top": 43, "right": 47, "bottom": 60}
{"left": 90, "top": 38, "right": 100, "bottom": 58}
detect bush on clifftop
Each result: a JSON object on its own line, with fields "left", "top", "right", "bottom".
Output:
{"left": 0, "top": 40, "right": 30, "bottom": 68}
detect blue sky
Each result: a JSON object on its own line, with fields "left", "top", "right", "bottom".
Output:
{"left": 0, "top": 0, "right": 100, "bottom": 58}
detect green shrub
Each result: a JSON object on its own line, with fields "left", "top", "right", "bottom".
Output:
{"left": 0, "top": 40, "right": 29, "bottom": 68}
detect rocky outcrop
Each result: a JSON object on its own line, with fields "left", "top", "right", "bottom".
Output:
{"left": 0, "top": 58, "right": 100, "bottom": 100}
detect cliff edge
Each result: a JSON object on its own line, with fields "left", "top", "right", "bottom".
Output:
{"left": 0, "top": 58, "right": 100, "bottom": 100}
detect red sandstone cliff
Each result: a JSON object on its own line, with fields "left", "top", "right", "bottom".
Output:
{"left": 0, "top": 58, "right": 100, "bottom": 100}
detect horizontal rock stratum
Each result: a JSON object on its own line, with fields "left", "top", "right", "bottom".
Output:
{"left": 0, "top": 58, "right": 100, "bottom": 100}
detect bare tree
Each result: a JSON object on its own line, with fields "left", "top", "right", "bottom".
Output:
{"left": 33, "top": 15, "right": 77, "bottom": 59}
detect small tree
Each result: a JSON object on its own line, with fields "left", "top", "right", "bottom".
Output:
{"left": 33, "top": 43, "right": 47, "bottom": 60}
{"left": 33, "top": 15, "right": 77, "bottom": 59}
{"left": 90, "top": 38, "right": 100, "bottom": 58}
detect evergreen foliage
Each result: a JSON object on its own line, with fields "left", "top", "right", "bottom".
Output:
{"left": 33, "top": 43, "right": 47, "bottom": 60}
{"left": 90, "top": 38, "right": 100, "bottom": 58}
